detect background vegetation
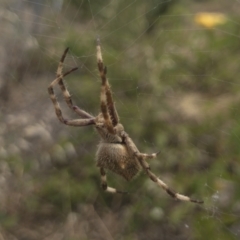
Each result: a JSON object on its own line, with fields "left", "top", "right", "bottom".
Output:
{"left": 0, "top": 0, "right": 240, "bottom": 239}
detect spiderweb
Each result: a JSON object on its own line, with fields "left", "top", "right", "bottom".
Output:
{"left": 0, "top": 0, "right": 240, "bottom": 239}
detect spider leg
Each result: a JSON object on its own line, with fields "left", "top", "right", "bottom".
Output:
{"left": 48, "top": 82, "right": 95, "bottom": 126}
{"left": 58, "top": 76, "right": 94, "bottom": 118}
{"left": 121, "top": 131, "right": 203, "bottom": 204}
{"left": 55, "top": 48, "right": 94, "bottom": 119}
{"left": 137, "top": 157, "right": 203, "bottom": 203}
{"left": 48, "top": 68, "right": 95, "bottom": 126}
{"left": 138, "top": 151, "right": 161, "bottom": 160}
{"left": 100, "top": 168, "right": 127, "bottom": 194}
{"left": 120, "top": 131, "right": 159, "bottom": 160}
{"left": 96, "top": 38, "right": 119, "bottom": 127}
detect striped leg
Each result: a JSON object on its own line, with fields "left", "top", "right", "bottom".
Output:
{"left": 138, "top": 151, "right": 161, "bottom": 160}
{"left": 121, "top": 131, "right": 203, "bottom": 204}
{"left": 58, "top": 76, "right": 94, "bottom": 119}
{"left": 48, "top": 80, "right": 95, "bottom": 126}
{"left": 138, "top": 157, "right": 203, "bottom": 203}
{"left": 48, "top": 54, "right": 95, "bottom": 127}
{"left": 100, "top": 168, "right": 127, "bottom": 194}
{"left": 96, "top": 38, "right": 119, "bottom": 127}
{"left": 56, "top": 48, "right": 94, "bottom": 119}
{"left": 120, "top": 131, "right": 160, "bottom": 161}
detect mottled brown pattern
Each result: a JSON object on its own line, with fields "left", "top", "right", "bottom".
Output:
{"left": 96, "top": 143, "right": 141, "bottom": 181}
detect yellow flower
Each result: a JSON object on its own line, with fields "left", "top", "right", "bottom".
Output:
{"left": 194, "top": 12, "right": 227, "bottom": 28}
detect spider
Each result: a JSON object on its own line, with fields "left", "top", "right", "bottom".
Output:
{"left": 48, "top": 39, "right": 203, "bottom": 204}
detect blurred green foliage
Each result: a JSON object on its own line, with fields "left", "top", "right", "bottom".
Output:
{"left": 2, "top": 0, "right": 240, "bottom": 239}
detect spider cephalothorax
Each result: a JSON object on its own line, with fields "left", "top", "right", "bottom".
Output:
{"left": 48, "top": 39, "right": 203, "bottom": 203}
{"left": 94, "top": 113, "right": 124, "bottom": 143}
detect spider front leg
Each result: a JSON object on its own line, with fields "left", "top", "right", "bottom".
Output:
{"left": 51, "top": 48, "right": 95, "bottom": 119}
{"left": 100, "top": 168, "right": 127, "bottom": 194}
{"left": 121, "top": 131, "right": 203, "bottom": 204}
{"left": 96, "top": 39, "right": 119, "bottom": 128}
{"left": 48, "top": 49, "right": 95, "bottom": 127}
{"left": 48, "top": 78, "right": 95, "bottom": 126}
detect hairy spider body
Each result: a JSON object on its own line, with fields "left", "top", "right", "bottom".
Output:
{"left": 94, "top": 114, "right": 141, "bottom": 180}
{"left": 96, "top": 142, "right": 141, "bottom": 181}
{"left": 48, "top": 40, "right": 203, "bottom": 203}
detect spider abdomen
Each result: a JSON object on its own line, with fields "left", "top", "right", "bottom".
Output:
{"left": 96, "top": 142, "right": 141, "bottom": 181}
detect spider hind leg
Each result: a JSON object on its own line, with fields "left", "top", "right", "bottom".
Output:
{"left": 141, "top": 158, "right": 204, "bottom": 204}
{"left": 121, "top": 131, "right": 203, "bottom": 204}
{"left": 100, "top": 168, "right": 127, "bottom": 194}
